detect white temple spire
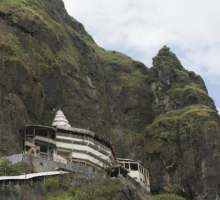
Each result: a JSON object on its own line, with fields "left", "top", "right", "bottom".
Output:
{"left": 52, "top": 109, "right": 71, "bottom": 127}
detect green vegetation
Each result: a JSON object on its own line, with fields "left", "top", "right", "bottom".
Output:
{"left": 155, "top": 104, "right": 215, "bottom": 121}
{"left": 153, "top": 46, "right": 183, "bottom": 70}
{"left": 0, "top": 0, "right": 219, "bottom": 198}
{"left": 81, "top": 35, "right": 134, "bottom": 66}
{"left": 149, "top": 194, "right": 186, "bottom": 200}
{"left": 13, "top": 189, "right": 22, "bottom": 196}
{"left": 163, "top": 184, "right": 183, "bottom": 194}
{"left": 169, "top": 83, "right": 208, "bottom": 97}
{"left": 131, "top": 70, "right": 145, "bottom": 78}
{"left": 0, "top": 160, "right": 13, "bottom": 176}
{"left": 43, "top": 191, "right": 72, "bottom": 200}
{"left": 11, "top": 161, "right": 31, "bottom": 174}
{"left": 144, "top": 103, "right": 218, "bottom": 167}
{"left": 44, "top": 178, "right": 60, "bottom": 192}
{"left": 43, "top": 178, "right": 123, "bottom": 200}
{"left": 147, "top": 104, "right": 216, "bottom": 143}
{"left": 0, "top": 160, "right": 30, "bottom": 176}
{"left": 96, "top": 50, "right": 133, "bottom": 66}
{"left": 44, "top": 189, "right": 87, "bottom": 200}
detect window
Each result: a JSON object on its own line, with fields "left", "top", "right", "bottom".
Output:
{"left": 130, "top": 163, "right": 138, "bottom": 170}
{"left": 125, "top": 163, "right": 129, "bottom": 169}
{"left": 139, "top": 166, "right": 142, "bottom": 173}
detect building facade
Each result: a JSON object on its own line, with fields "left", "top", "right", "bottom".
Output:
{"left": 23, "top": 109, "right": 150, "bottom": 192}
{"left": 116, "top": 158, "right": 150, "bottom": 192}
{"left": 24, "top": 125, "right": 56, "bottom": 160}
{"left": 24, "top": 110, "right": 115, "bottom": 170}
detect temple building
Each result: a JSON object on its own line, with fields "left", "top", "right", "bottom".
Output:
{"left": 23, "top": 109, "right": 150, "bottom": 192}
{"left": 24, "top": 109, "right": 115, "bottom": 170}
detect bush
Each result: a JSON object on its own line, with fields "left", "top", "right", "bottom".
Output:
{"left": 68, "top": 189, "right": 86, "bottom": 200}
{"left": 163, "top": 184, "right": 183, "bottom": 194}
{"left": 0, "top": 160, "right": 31, "bottom": 176}
{"left": 0, "top": 159, "right": 19, "bottom": 176}
{"left": 44, "top": 178, "right": 59, "bottom": 192}
{"left": 13, "top": 189, "right": 22, "bottom": 196}
{"left": 43, "top": 178, "right": 122, "bottom": 200}
{"left": 11, "top": 162, "right": 31, "bottom": 175}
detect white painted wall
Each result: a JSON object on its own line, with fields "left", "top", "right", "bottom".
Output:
{"left": 116, "top": 159, "right": 150, "bottom": 192}
{"left": 56, "top": 135, "right": 112, "bottom": 155}
{"left": 56, "top": 141, "right": 111, "bottom": 162}
{"left": 129, "top": 170, "right": 146, "bottom": 188}
{"left": 55, "top": 139, "right": 114, "bottom": 168}
{"left": 71, "top": 152, "right": 104, "bottom": 167}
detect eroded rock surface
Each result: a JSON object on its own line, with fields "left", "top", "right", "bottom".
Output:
{"left": 0, "top": 1, "right": 220, "bottom": 199}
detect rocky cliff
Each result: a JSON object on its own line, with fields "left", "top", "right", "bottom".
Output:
{"left": 0, "top": 0, "right": 220, "bottom": 199}
{"left": 144, "top": 46, "right": 220, "bottom": 199}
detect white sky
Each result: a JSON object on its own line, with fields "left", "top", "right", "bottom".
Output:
{"left": 63, "top": 0, "right": 220, "bottom": 111}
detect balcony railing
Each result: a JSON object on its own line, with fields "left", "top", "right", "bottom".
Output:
{"left": 34, "top": 136, "right": 56, "bottom": 146}
{"left": 56, "top": 132, "right": 111, "bottom": 153}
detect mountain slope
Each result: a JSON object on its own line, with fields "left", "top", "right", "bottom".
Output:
{"left": 0, "top": 0, "right": 220, "bottom": 199}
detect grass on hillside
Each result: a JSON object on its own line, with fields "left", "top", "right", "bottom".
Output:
{"left": 149, "top": 194, "right": 186, "bottom": 200}
{"left": 41, "top": 177, "right": 123, "bottom": 200}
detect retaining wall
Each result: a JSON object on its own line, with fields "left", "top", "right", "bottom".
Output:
{"left": 0, "top": 154, "right": 93, "bottom": 176}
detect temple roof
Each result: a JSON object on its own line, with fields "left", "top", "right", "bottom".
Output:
{"left": 52, "top": 109, "right": 71, "bottom": 128}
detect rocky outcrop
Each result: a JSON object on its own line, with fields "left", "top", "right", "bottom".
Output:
{"left": 0, "top": 1, "right": 220, "bottom": 199}
{"left": 145, "top": 46, "right": 220, "bottom": 199}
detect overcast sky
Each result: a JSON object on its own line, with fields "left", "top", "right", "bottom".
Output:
{"left": 63, "top": 0, "right": 220, "bottom": 112}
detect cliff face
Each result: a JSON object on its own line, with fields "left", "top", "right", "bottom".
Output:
{"left": 0, "top": 0, "right": 220, "bottom": 199}
{"left": 145, "top": 47, "right": 220, "bottom": 199}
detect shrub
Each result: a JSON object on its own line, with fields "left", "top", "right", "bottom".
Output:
{"left": 13, "top": 189, "right": 22, "bottom": 196}
{"left": 0, "top": 159, "right": 19, "bottom": 176}
{"left": 11, "top": 162, "right": 31, "bottom": 175}
{"left": 68, "top": 189, "right": 86, "bottom": 200}
{"left": 44, "top": 178, "right": 59, "bottom": 192}
{"left": 0, "top": 160, "right": 31, "bottom": 176}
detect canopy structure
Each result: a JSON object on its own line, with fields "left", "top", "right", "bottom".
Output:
{"left": 52, "top": 109, "right": 71, "bottom": 128}
{"left": 0, "top": 171, "right": 68, "bottom": 181}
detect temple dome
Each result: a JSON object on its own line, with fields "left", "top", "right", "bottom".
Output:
{"left": 52, "top": 109, "right": 71, "bottom": 127}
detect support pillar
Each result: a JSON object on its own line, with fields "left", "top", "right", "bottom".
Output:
{"left": 47, "top": 146, "right": 49, "bottom": 160}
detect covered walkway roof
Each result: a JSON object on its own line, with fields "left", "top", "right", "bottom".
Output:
{"left": 0, "top": 171, "right": 68, "bottom": 181}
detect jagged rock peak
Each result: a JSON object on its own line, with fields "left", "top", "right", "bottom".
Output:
{"left": 153, "top": 45, "right": 184, "bottom": 70}
{"left": 157, "top": 45, "right": 170, "bottom": 55}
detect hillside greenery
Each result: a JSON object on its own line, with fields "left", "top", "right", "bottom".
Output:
{"left": 0, "top": 160, "right": 30, "bottom": 176}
